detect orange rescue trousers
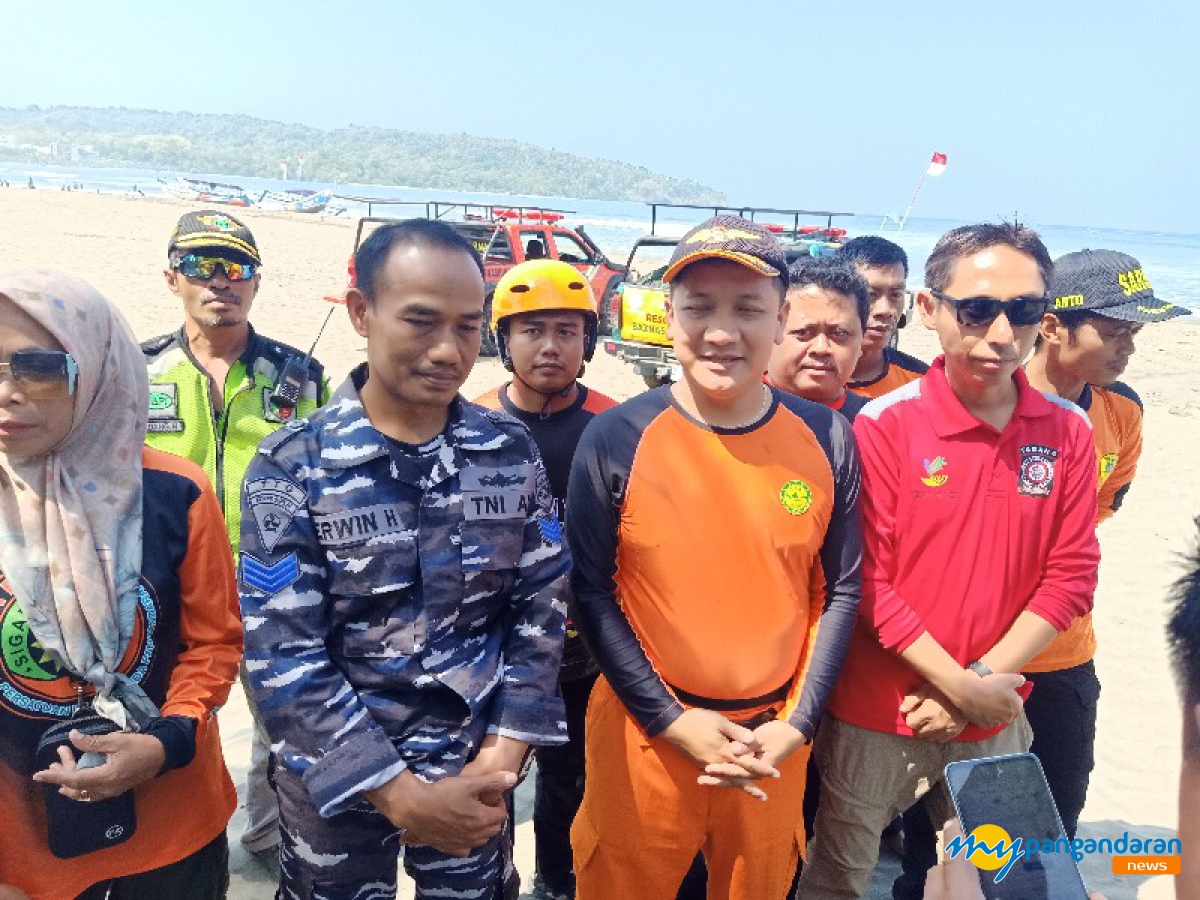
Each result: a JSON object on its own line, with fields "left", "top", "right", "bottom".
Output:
{"left": 572, "top": 678, "right": 810, "bottom": 900}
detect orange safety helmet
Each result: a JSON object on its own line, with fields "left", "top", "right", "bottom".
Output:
{"left": 490, "top": 259, "right": 600, "bottom": 368}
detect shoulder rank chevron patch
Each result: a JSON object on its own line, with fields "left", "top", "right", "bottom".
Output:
{"left": 537, "top": 514, "right": 562, "bottom": 546}
{"left": 240, "top": 552, "right": 301, "bottom": 596}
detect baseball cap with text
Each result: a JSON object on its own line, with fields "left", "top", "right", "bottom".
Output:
{"left": 1049, "top": 249, "right": 1188, "bottom": 322}
{"left": 168, "top": 210, "right": 262, "bottom": 265}
{"left": 662, "top": 215, "right": 789, "bottom": 287}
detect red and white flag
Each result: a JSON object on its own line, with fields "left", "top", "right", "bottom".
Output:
{"left": 926, "top": 152, "right": 948, "bottom": 177}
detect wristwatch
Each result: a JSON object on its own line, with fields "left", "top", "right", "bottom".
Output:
{"left": 967, "top": 660, "right": 993, "bottom": 678}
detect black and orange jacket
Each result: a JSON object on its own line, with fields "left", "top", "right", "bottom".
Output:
{"left": 0, "top": 448, "right": 242, "bottom": 900}
{"left": 1026, "top": 380, "right": 1142, "bottom": 674}
{"left": 566, "top": 387, "right": 862, "bottom": 740}
{"left": 848, "top": 346, "right": 928, "bottom": 400}
{"left": 474, "top": 382, "right": 618, "bottom": 682}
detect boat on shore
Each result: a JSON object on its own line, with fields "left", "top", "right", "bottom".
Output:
{"left": 258, "top": 189, "right": 332, "bottom": 214}
{"left": 160, "top": 176, "right": 254, "bottom": 207}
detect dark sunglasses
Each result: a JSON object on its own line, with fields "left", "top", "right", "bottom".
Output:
{"left": 173, "top": 254, "right": 258, "bottom": 282}
{"left": 0, "top": 349, "right": 79, "bottom": 399}
{"left": 929, "top": 289, "right": 1049, "bottom": 328}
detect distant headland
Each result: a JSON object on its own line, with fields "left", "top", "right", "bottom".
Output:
{"left": 0, "top": 105, "right": 725, "bottom": 205}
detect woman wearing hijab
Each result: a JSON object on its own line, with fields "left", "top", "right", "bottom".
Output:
{"left": 0, "top": 269, "right": 241, "bottom": 900}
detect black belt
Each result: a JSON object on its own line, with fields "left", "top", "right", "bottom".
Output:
{"left": 667, "top": 680, "right": 791, "bottom": 712}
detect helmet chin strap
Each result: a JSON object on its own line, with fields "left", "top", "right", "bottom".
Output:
{"left": 512, "top": 369, "right": 578, "bottom": 419}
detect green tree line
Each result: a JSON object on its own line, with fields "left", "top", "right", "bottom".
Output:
{"left": 0, "top": 106, "right": 724, "bottom": 204}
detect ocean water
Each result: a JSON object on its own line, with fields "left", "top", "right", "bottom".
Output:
{"left": 6, "top": 162, "right": 1198, "bottom": 315}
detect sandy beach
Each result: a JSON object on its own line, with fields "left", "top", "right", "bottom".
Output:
{"left": 0, "top": 188, "right": 1186, "bottom": 900}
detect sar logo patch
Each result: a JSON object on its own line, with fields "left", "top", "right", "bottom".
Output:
{"left": 0, "top": 576, "right": 158, "bottom": 718}
{"left": 1019, "top": 444, "right": 1059, "bottom": 497}
{"left": 245, "top": 477, "right": 306, "bottom": 553}
{"left": 780, "top": 480, "right": 813, "bottom": 515}
{"left": 920, "top": 456, "right": 949, "bottom": 487}
{"left": 1098, "top": 452, "right": 1118, "bottom": 486}
{"left": 240, "top": 553, "right": 301, "bottom": 596}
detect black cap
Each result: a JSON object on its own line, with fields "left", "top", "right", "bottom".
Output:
{"left": 662, "top": 215, "right": 789, "bottom": 287}
{"left": 168, "top": 210, "right": 261, "bottom": 265}
{"left": 1049, "top": 249, "right": 1188, "bottom": 323}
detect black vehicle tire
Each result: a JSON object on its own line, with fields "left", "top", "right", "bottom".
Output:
{"left": 480, "top": 293, "right": 499, "bottom": 358}
{"left": 598, "top": 277, "right": 622, "bottom": 337}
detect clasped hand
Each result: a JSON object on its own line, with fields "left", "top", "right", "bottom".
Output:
{"left": 661, "top": 708, "right": 806, "bottom": 801}
{"left": 366, "top": 735, "right": 526, "bottom": 858}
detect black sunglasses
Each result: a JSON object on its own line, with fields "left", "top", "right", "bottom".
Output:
{"left": 0, "top": 349, "right": 79, "bottom": 399}
{"left": 929, "top": 289, "right": 1050, "bottom": 328}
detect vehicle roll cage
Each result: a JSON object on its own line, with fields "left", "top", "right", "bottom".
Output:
{"left": 647, "top": 202, "right": 854, "bottom": 238}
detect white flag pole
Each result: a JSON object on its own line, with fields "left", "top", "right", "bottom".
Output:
{"left": 897, "top": 170, "right": 929, "bottom": 232}
{"left": 897, "top": 153, "right": 945, "bottom": 231}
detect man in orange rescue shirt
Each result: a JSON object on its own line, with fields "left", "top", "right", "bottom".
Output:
{"left": 566, "top": 216, "right": 863, "bottom": 899}
{"left": 1023, "top": 249, "right": 1189, "bottom": 838}
{"left": 840, "top": 236, "right": 928, "bottom": 400}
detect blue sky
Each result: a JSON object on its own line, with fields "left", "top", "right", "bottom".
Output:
{"left": 3, "top": 0, "right": 1198, "bottom": 232}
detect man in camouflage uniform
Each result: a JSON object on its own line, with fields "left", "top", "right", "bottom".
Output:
{"left": 239, "top": 219, "right": 569, "bottom": 900}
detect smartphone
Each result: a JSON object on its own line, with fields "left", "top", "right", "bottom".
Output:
{"left": 944, "top": 753, "right": 1088, "bottom": 900}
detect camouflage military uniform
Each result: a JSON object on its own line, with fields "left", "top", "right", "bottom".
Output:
{"left": 238, "top": 365, "right": 570, "bottom": 900}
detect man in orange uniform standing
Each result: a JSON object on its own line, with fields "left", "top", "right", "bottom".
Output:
{"left": 474, "top": 259, "right": 616, "bottom": 900}
{"left": 766, "top": 256, "right": 870, "bottom": 423}
{"left": 567, "top": 216, "right": 863, "bottom": 899}
{"left": 1023, "top": 249, "right": 1188, "bottom": 837}
{"left": 839, "top": 236, "right": 928, "bottom": 400}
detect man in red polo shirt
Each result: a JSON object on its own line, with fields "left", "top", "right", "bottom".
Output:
{"left": 798, "top": 222, "right": 1100, "bottom": 898}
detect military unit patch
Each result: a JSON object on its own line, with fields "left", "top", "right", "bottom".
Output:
{"left": 245, "top": 477, "right": 306, "bottom": 553}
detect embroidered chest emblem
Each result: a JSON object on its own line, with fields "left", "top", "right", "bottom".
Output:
{"left": 1019, "top": 444, "right": 1059, "bottom": 497}
{"left": 1098, "top": 452, "right": 1118, "bottom": 486}
{"left": 779, "top": 480, "right": 813, "bottom": 515}
{"left": 920, "top": 456, "right": 949, "bottom": 487}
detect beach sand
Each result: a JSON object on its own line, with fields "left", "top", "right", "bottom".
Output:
{"left": 0, "top": 188, "right": 1185, "bottom": 899}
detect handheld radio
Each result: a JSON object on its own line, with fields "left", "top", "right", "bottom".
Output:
{"left": 268, "top": 306, "right": 337, "bottom": 418}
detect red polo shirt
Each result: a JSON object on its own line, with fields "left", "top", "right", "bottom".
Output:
{"left": 828, "top": 357, "right": 1099, "bottom": 740}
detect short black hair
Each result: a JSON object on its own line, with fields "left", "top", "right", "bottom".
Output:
{"left": 838, "top": 236, "right": 909, "bottom": 276}
{"left": 925, "top": 221, "right": 1053, "bottom": 294}
{"left": 787, "top": 258, "right": 870, "bottom": 329}
{"left": 1033, "top": 309, "right": 1097, "bottom": 351}
{"left": 354, "top": 219, "right": 483, "bottom": 303}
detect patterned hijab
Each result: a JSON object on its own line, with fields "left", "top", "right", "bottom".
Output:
{"left": 0, "top": 269, "right": 154, "bottom": 727}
